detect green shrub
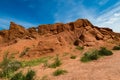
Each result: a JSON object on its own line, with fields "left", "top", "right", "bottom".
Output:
{"left": 0, "top": 52, "right": 22, "bottom": 78}
{"left": 43, "top": 60, "right": 49, "bottom": 68}
{"left": 70, "top": 55, "right": 76, "bottom": 59}
{"left": 10, "top": 72, "right": 25, "bottom": 80}
{"left": 19, "top": 47, "right": 30, "bottom": 57}
{"left": 25, "top": 70, "right": 35, "bottom": 80}
{"left": 11, "top": 70, "right": 35, "bottom": 80}
{"left": 99, "top": 47, "right": 113, "bottom": 56}
{"left": 76, "top": 46, "right": 84, "bottom": 50}
{"left": 49, "top": 55, "right": 61, "bottom": 68}
{"left": 81, "top": 50, "right": 99, "bottom": 62}
{"left": 112, "top": 45, "right": 120, "bottom": 50}
{"left": 53, "top": 69, "right": 67, "bottom": 76}
{"left": 81, "top": 47, "right": 113, "bottom": 62}
{"left": 0, "top": 61, "right": 21, "bottom": 78}
{"left": 22, "top": 57, "right": 50, "bottom": 67}
{"left": 6, "top": 61, "right": 21, "bottom": 71}
{"left": 0, "top": 51, "right": 10, "bottom": 68}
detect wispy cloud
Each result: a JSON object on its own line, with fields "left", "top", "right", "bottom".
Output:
{"left": 54, "top": 0, "right": 96, "bottom": 23}
{"left": 0, "top": 0, "right": 120, "bottom": 32}
{"left": 95, "top": 2, "right": 120, "bottom": 32}
{"left": 54, "top": 0, "right": 120, "bottom": 32}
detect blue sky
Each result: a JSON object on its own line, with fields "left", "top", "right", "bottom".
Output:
{"left": 0, "top": 0, "right": 120, "bottom": 32}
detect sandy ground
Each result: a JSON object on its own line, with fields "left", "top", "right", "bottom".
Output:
{"left": 0, "top": 39, "right": 120, "bottom": 80}
{"left": 30, "top": 50, "right": 120, "bottom": 80}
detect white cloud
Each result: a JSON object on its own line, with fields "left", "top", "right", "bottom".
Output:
{"left": 54, "top": 0, "right": 96, "bottom": 23}
{"left": 94, "top": 2, "right": 120, "bottom": 32}
{"left": 54, "top": 0, "right": 120, "bottom": 32}
{"left": 1, "top": 0, "right": 120, "bottom": 33}
{"left": 114, "top": 13, "right": 120, "bottom": 17}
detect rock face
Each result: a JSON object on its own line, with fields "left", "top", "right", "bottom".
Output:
{"left": 0, "top": 22, "right": 38, "bottom": 44}
{"left": 0, "top": 19, "right": 120, "bottom": 56}
{"left": 9, "top": 22, "right": 29, "bottom": 40}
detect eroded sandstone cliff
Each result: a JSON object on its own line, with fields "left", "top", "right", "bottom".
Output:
{"left": 0, "top": 19, "right": 120, "bottom": 57}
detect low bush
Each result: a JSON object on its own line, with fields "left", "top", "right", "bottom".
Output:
{"left": 10, "top": 72, "right": 25, "bottom": 80}
{"left": 81, "top": 50, "right": 99, "bottom": 62}
{"left": 10, "top": 70, "right": 35, "bottom": 80}
{"left": 81, "top": 47, "right": 113, "bottom": 62}
{"left": 49, "top": 55, "right": 62, "bottom": 68}
{"left": 0, "top": 52, "right": 22, "bottom": 78}
{"left": 53, "top": 69, "right": 67, "bottom": 76}
{"left": 25, "top": 70, "right": 35, "bottom": 80}
{"left": 99, "top": 47, "right": 113, "bottom": 56}
{"left": 112, "top": 45, "right": 120, "bottom": 50}
{"left": 19, "top": 47, "right": 30, "bottom": 57}
{"left": 0, "top": 52, "right": 36, "bottom": 80}
{"left": 76, "top": 46, "right": 84, "bottom": 50}
{"left": 70, "top": 55, "right": 76, "bottom": 59}
{"left": 22, "top": 57, "right": 50, "bottom": 67}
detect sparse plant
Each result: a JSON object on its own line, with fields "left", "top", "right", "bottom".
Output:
{"left": 81, "top": 47, "right": 113, "bottom": 62}
{"left": 0, "top": 52, "right": 22, "bottom": 78}
{"left": 10, "top": 70, "right": 35, "bottom": 80}
{"left": 0, "top": 51, "right": 10, "bottom": 68}
{"left": 70, "top": 55, "right": 76, "bottom": 59}
{"left": 99, "top": 47, "right": 113, "bottom": 56}
{"left": 43, "top": 60, "right": 49, "bottom": 69}
{"left": 22, "top": 57, "right": 50, "bottom": 67}
{"left": 49, "top": 55, "right": 62, "bottom": 68}
{"left": 53, "top": 69, "right": 67, "bottom": 76}
{"left": 19, "top": 47, "right": 30, "bottom": 57}
{"left": 81, "top": 50, "right": 99, "bottom": 62}
{"left": 10, "top": 71, "right": 25, "bottom": 80}
{"left": 76, "top": 46, "right": 84, "bottom": 50}
{"left": 112, "top": 45, "right": 120, "bottom": 50}
{"left": 25, "top": 70, "right": 35, "bottom": 80}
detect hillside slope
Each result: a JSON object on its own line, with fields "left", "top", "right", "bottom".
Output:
{"left": 0, "top": 19, "right": 120, "bottom": 58}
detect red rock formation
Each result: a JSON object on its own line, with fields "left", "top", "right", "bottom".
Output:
{"left": 9, "top": 22, "right": 29, "bottom": 40}
{"left": 0, "top": 19, "right": 120, "bottom": 57}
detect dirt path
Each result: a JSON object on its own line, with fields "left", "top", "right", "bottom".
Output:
{"left": 33, "top": 50, "right": 120, "bottom": 80}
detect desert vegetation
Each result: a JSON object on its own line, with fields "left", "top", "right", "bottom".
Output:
{"left": 21, "top": 56, "right": 51, "bottom": 67}
{"left": 53, "top": 69, "right": 67, "bottom": 76}
{"left": 98, "top": 47, "right": 113, "bottom": 56}
{"left": 49, "top": 55, "right": 62, "bottom": 68}
{"left": 81, "top": 47, "right": 113, "bottom": 62}
{"left": 70, "top": 55, "right": 76, "bottom": 59}
{"left": 112, "top": 45, "right": 120, "bottom": 50}
{"left": 0, "top": 52, "right": 36, "bottom": 80}
{"left": 19, "top": 47, "right": 30, "bottom": 57}
{"left": 11, "top": 70, "right": 35, "bottom": 80}
{"left": 0, "top": 18, "right": 120, "bottom": 80}
{"left": 76, "top": 46, "right": 84, "bottom": 51}
{"left": 0, "top": 52, "right": 22, "bottom": 79}
{"left": 81, "top": 50, "right": 99, "bottom": 62}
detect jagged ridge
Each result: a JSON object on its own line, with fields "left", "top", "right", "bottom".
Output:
{"left": 0, "top": 19, "right": 120, "bottom": 57}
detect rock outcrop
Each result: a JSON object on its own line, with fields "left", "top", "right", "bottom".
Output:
{"left": 0, "top": 19, "right": 120, "bottom": 57}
